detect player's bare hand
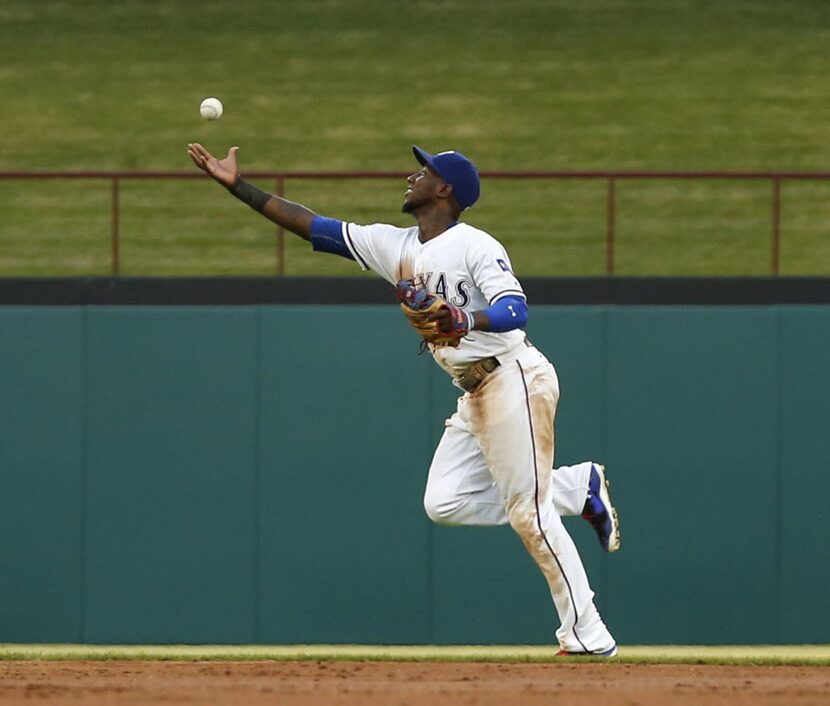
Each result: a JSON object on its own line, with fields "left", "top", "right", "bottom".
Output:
{"left": 187, "top": 143, "right": 240, "bottom": 187}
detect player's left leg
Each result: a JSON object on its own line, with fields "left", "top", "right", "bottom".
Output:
{"left": 464, "top": 346, "right": 615, "bottom": 654}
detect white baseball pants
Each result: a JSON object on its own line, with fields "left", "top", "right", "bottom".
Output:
{"left": 423, "top": 344, "right": 615, "bottom": 653}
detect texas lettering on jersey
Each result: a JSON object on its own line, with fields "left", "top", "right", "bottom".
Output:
{"left": 412, "top": 271, "right": 473, "bottom": 308}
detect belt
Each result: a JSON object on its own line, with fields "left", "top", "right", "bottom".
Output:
{"left": 456, "top": 339, "right": 532, "bottom": 392}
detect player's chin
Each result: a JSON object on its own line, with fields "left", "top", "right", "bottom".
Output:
{"left": 401, "top": 197, "right": 420, "bottom": 214}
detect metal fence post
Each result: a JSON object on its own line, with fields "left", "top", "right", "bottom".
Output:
{"left": 275, "top": 176, "right": 285, "bottom": 276}
{"left": 111, "top": 176, "right": 120, "bottom": 275}
{"left": 771, "top": 177, "right": 781, "bottom": 276}
{"left": 606, "top": 177, "right": 616, "bottom": 275}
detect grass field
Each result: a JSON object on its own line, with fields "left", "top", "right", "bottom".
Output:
{"left": 2, "top": 644, "right": 829, "bottom": 666}
{"left": 1, "top": 0, "right": 829, "bottom": 276}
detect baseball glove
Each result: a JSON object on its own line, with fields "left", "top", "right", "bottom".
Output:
{"left": 396, "top": 279, "right": 470, "bottom": 348}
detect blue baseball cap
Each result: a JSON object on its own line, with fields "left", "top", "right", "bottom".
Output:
{"left": 412, "top": 145, "right": 481, "bottom": 211}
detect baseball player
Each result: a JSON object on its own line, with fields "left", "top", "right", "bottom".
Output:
{"left": 187, "top": 142, "right": 620, "bottom": 655}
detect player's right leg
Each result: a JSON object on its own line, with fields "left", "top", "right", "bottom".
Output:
{"left": 553, "top": 462, "right": 621, "bottom": 553}
{"left": 551, "top": 462, "right": 593, "bottom": 515}
{"left": 424, "top": 415, "right": 621, "bottom": 550}
{"left": 423, "top": 410, "right": 510, "bottom": 527}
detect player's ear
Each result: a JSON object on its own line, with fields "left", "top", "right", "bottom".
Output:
{"left": 437, "top": 182, "right": 462, "bottom": 215}
{"left": 436, "top": 181, "right": 454, "bottom": 200}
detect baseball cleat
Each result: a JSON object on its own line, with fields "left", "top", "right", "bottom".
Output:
{"left": 581, "top": 463, "right": 621, "bottom": 553}
{"left": 557, "top": 645, "right": 618, "bottom": 657}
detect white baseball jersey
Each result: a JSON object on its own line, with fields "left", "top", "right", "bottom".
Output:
{"left": 340, "top": 221, "right": 527, "bottom": 377}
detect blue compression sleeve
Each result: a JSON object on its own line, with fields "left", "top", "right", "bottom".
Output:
{"left": 310, "top": 216, "right": 355, "bottom": 260}
{"left": 479, "top": 295, "right": 528, "bottom": 332}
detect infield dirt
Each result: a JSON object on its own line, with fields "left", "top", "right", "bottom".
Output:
{"left": 1, "top": 660, "right": 829, "bottom": 706}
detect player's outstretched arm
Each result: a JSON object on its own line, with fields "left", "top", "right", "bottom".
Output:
{"left": 187, "top": 143, "right": 314, "bottom": 240}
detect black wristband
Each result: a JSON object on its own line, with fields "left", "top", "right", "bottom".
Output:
{"left": 228, "top": 178, "right": 272, "bottom": 213}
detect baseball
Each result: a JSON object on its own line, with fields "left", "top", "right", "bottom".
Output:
{"left": 199, "top": 97, "right": 223, "bottom": 120}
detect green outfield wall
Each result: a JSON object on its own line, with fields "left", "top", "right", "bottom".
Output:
{"left": 1, "top": 303, "right": 829, "bottom": 645}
